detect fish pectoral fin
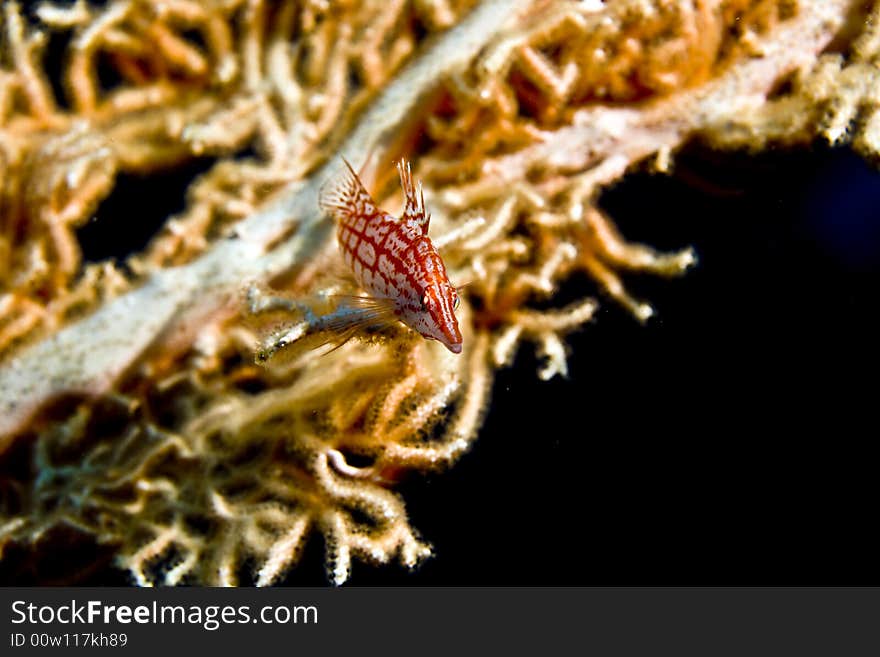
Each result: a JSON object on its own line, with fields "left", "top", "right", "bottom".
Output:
{"left": 305, "top": 296, "right": 400, "bottom": 356}
{"left": 323, "top": 295, "right": 400, "bottom": 333}
{"left": 253, "top": 294, "right": 398, "bottom": 366}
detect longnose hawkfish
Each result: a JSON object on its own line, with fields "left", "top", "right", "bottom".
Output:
{"left": 253, "top": 158, "right": 462, "bottom": 364}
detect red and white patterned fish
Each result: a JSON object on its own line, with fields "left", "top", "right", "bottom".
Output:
{"left": 319, "top": 158, "right": 463, "bottom": 354}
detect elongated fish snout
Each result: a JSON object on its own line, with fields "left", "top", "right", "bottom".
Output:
{"left": 444, "top": 340, "right": 462, "bottom": 354}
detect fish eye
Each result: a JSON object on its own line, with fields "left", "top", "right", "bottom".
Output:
{"left": 422, "top": 294, "right": 430, "bottom": 309}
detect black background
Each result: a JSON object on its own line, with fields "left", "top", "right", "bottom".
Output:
{"left": 4, "top": 142, "right": 878, "bottom": 586}
{"left": 331, "top": 142, "right": 879, "bottom": 586}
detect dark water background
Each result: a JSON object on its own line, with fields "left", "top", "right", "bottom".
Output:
{"left": 4, "top": 142, "right": 878, "bottom": 585}
{"left": 344, "top": 143, "right": 880, "bottom": 586}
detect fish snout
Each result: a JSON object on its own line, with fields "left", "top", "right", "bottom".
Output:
{"left": 444, "top": 340, "right": 463, "bottom": 354}
{"left": 439, "top": 320, "right": 463, "bottom": 354}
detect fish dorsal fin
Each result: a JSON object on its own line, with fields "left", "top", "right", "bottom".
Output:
{"left": 397, "top": 158, "right": 430, "bottom": 234}
{"left": 319, "top": 158, "right": 379, "bottom": 222}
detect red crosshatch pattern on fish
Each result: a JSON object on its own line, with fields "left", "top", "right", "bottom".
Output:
{"left": 318, "top": 158, "right": 463, "bottom": 353}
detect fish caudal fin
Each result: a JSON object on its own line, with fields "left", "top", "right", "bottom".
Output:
{"left": 319, "top": 158, "right": 378, "bottom": 221}
{"left": 397, "top": 158, "right": 429, "bottom": 233}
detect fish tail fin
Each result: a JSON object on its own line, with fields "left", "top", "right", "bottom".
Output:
{"left": 319, "top": 157, "right": 378, "bottom": 222}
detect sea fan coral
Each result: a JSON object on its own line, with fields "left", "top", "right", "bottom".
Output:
{"left": 1, "top": 0, "right": 878, "bottom": 585}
